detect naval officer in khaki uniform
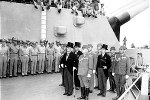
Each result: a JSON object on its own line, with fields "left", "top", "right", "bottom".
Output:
{"left": 30, "top": 43, "right": 38, "bottom": 75}
{"left": 20, "top": 42, "right": 30, "bottom": 76}
{"left": 38, "top": 40, "right": 46, "bottom": 74}
{"left": 112, "top": 46, "right": 130, "bottom": 100}
{"left": 8, "top": 39, "right": 19, "bottom": 77}
{"left": 0, "top": 39, "right": 9, "bottom": 78}
{"left": 77, "top": 45, "right": 94, "bottom": 100}
{"left": 46, "top": 43, "right": 54, "bottom": 73}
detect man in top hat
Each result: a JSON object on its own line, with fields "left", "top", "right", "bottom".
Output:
{"left": 112, "top": 46, "right": 130, "bottom": 100}
{"left": 0, "top": 39, "right": 9, "bottom": 78}
{"left": 60, "top": 42, "right": 78, "bottom": 96}
{"left": 38, "top": 40, "right": 46, "bottom": 74}
{"left": 77, "top": 45, "right": 94, "bottom": 100}
{"left": 87, "top": 44, "right": 95, "bottom": 93}
{"left": 96, "top": 44, "right": 111, "bottom": 97}
{"left": 93, "top": 43, "right": 102, "bottom": 89}
{"left": 107, "top": 46, "right": 116, "bottom": 93}
{"left": 74, "top": 42, "right": 83, "bottom": 90}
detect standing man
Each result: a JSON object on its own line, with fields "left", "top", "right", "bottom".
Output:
{"left": 46, "top": 43, "right": 54, "bottom": 73}
{"left": 93, "top": 43, "right": 102, "bottom": 89}
{"left": 54, "top": 41, "right": 61, "bottom": 73}
{"left": 0, "top": 39, "right": 9, "bottom": 78}
{"left": 107, "top": 46, "right": 116, "bottom": 93}
{"left": 38, "top": 40, "right": 46, "bottom": 74}
{"left": 74, "top": 42, "right": 83, "bottom": 90}
{"left": 77, "top": 45, "right": 94, "bottom": 100}
{"left": 112, "top": 46, "right": 130, "bottom": 100}
{"left": 87, "top": 44, "right": 95, "bottom": 93}
{"left": 19, "top": 42, "right": 30, "bottom": 76}
{"left": 8, "top": 39, "right": 19, "bottom": 77}
{"left": 30, "top": 43, "right": 38, "bottom": 75}
{"left": 96, "top": 44, "right": 111, "bottom": 97}
{"left": 60, "top": 42, "right": 78, "bottom": 96}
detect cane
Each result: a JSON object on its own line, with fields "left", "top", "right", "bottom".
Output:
{"left": 73, "top": 67, "right": 76, "bottom": 98}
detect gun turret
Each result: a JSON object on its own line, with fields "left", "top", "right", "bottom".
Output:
{"left": 108, "top": 0, "right": 149, "bottom": 41}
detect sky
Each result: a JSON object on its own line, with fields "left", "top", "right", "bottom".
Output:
{"left": 101, "top": 0, "right": 150, "bottom": 48}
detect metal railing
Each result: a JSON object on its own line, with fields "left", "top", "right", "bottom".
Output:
{"left": 118, "top": 74, "right": 142, "bottom": 100}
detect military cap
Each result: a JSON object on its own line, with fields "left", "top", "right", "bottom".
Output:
{"left": 87, "top": 44, "right": 93, "bottom": 48}
{"left": 119, "top": 46, "right": 127, "bottom": 50}
{"left": 110, "top": 46, "right": 116, "bottom": 51}
{"left": 82, "top": 45, "right": 88, "bottom": 49}
{"left": 97, "top": 43, "right": 102, "bottom": 47}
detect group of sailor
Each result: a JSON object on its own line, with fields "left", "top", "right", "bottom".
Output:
{"left": 0, "top": 38, "right": 65, "bottom": 78}
{"left": 60, "top": 42, "right": 130, "bottom": 100}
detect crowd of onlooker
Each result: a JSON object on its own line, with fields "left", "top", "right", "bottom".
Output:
{"left": 1, "top": 0, "right": 105, "bottom": 17}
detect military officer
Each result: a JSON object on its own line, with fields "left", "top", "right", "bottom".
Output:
{"left": 30, "top": 43, "right": 38, "bottom": 75}
{"left": 46, "top": 43, "right": 54, "bottom": 73}
{"left": 77, "top": 45, "right": 94, "bottom": 100}
{"left": 0, "top": 39, "right": 9, "bottom": 78}
{"left": 96, "top": 44, "right": 111, "bottom": 97}
{"left": 60, "top": 42, "right": 78, "bottom": 96}
{"left": 87, "top": 44, "right": 95, "bottom": 93}
{"left": 54, "top": 41, "right": 61, "bottom": 73}
{"left": 74, "top": 42, "right": 83, "bottom": 90}
{"left": 38, "top": 40, "right": 46, "bottom": 74}
{"left": 20, "top": 42, "right": 30, "bottom": 76}
{"left": 112, "top": 46, "right": 130, "bottom": 100}
{"left": 107, "top": 46, "right": 116, "bottom": 93}
{"left": 8, "top": 39, "right": 19, "bottom": 77}
{"left": 93, "top": 43, "right": 102, "bottom": 89}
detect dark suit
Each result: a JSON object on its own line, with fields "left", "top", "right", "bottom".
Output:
{"left": 96, "top": 53, "right": 111, "bottom": 96}
{"left": 60, "top": 52, "right": 78, "bottom": 94}
{"left": 74, "top": 50, "right": 83, "bottom": 87}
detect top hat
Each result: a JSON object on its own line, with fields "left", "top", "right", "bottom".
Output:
{"left": 119, "top": 46, "right": 127, "bottom": 50}
{"left": 67, "top": 42, "right": 74, "bottom": 48}
{"left": 74, "top": 42, "right": 81, "bottom": 47}
{"left": 101, "top": 44, "right": 108, "bottom": 50}
{"left": 110, "top": 46, "right": 116, "bottom": 51}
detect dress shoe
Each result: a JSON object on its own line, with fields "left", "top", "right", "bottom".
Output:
{"left": 59, "top": 84, "right": 63, "bottom": 86}
{"left": 63, "top": 93, "right": 68, "bottom": 95}
{"left": 101, "top": 94, "right": 106, "bottom": 97}
{"left": 67, "top": 93, "right": 72, "bottom": 96}
{"left": 76, "top": 87, "right": 80, "bottom": 90}
{"left": 89, "top": 90, "right": 93, "bottom": 93}
{"left": 112, "top": 90, "right": 116, "bottom": 93}
{"left": 94, "top": 86, "right": 98, "bottom": 89}
{"left": 97, "top": 92, "right": 103, "bottom": 96}
{"left": 112, "top": 96, "right": 120, "bottom": 100}
{"left": 107, "top": 89, "right": 113, "bottom": 92}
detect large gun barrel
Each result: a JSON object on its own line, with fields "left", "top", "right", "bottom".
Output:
{"left": 108, "top": 0, "right": 149, "bottom": 41}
